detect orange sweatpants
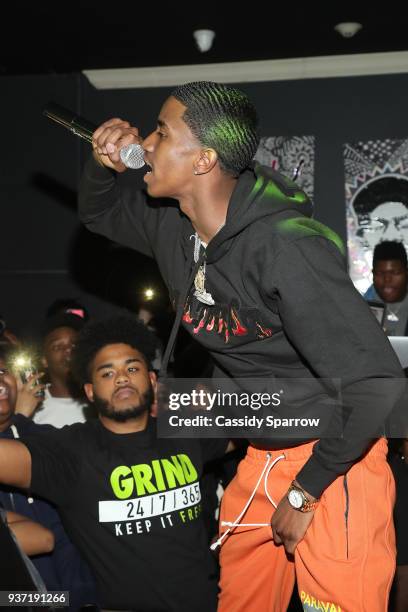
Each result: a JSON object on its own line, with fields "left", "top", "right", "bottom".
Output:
{"left": 218, "top": 439, "right": 396, "bottom": 612}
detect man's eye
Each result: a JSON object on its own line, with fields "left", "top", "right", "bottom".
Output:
{"left": 157, "top": 131, "right": 166, "bottom": 139}
{"left": 102, "top": 371, "right": 113, "bottom": 378}
{"left": 0, "top": 369, "right": 8, "bottom": 375}
{"left": 365, "top": 219, "right": 386, "bottom": 232}
{"left": 128, "top": 367, "right": 139, "bottom": 373}
{"left": 397, "top": 219, "right": 408, "bottom": 230}
{"left": 53, "top": 344, "right": 67, "bottom": 351}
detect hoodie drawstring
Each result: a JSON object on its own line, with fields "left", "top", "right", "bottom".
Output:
{"left": 210, "top": 452, "right": 285, "bottom": 551}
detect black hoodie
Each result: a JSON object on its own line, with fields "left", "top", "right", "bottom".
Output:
{"left": 79, "top": 157, "right": 405, "bottom": 498}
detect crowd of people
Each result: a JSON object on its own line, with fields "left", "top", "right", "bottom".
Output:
{"left": 1, "top": 81, "right": 407, "bottom": 611}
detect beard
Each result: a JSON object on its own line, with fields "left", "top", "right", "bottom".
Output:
{"left": 93, "top": 384, "right": 154, "bottom": 423}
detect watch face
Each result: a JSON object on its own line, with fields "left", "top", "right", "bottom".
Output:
{"left": 288, "top": 488, "right": 304, "bottom": 509}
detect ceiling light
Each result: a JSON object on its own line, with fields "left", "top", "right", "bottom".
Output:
{"left": 334, "top": 22, "right": 363, "bottom": 38}
{"left": 193, "top": 30, "right": 215, "bottom": 53}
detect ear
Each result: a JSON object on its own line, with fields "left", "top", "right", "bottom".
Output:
{"left": 84, "top": 383, "right": 94, "bottom": 403}
{"left": 194, "top": 148, "right": 218, "bottom": 175}
{"left": 41, "top": 356, "right": 48, "bottom": 369}
{"left": 149, "top": 371, "right": 158, "bottom": 399}
{"left": 149, "top": 371, "right": 158, "bottom": 417}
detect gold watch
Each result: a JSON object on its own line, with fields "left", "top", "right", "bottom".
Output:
{"left": 287, "top": 481, "right": 319, "bottom": 513}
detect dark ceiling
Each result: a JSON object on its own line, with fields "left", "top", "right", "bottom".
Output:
{"left": 2, "top": 3, "right": 406, "bottom": 76}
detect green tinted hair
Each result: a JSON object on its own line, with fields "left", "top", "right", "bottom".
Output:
{"left": 171, "top": 81, "right": 259, "bottom": 176}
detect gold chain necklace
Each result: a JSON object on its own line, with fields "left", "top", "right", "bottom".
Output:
{"left": 191, "top": 233, "right": 215, "bottom": 306}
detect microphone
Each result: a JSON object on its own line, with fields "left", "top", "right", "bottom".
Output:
{"left": 43, "top": 102, "right": 145, "bottom": 170}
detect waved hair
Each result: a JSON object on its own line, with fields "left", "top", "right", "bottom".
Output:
{"left": 352, "top": 176, "right": 408, "bottom": 217}
{"left": 72, "top": 316, "right": 158, "bottom": 386}
{"left": 171, "top": 81, "right": 259, "bottom": 177}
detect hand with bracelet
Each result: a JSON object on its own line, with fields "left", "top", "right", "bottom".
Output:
{"left": 271, "top": 480, "right": 319, "bottom": 555}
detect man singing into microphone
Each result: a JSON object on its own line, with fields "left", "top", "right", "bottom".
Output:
{"left": 78, "top": 81, "right": 405, "bottom": 612}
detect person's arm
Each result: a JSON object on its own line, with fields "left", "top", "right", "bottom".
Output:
{"left": 20, "top": 429, "right": 82, "bottom": 507}
{"left": 0, "top": 440, "right": 32, "bottom": 489}
{"left": 268, "top": 233, "right": 405, "bottom": 497}
{"left": 6, "top": 510, "right": 54, "bottom": 555}
{"left": 264, "top": 233, "right": 405, "bottom": 552}
{"left": 78, "top": 154, "right": 155, "bottom": 257}
{"left": 78, "top": 119, "right": 177, "bottom": 260}
{"left": 1, "top": 430, "right": 80, "bottom": 509}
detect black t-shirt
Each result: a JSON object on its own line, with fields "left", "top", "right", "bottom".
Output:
{"left": 22, "top": 418, "right": 225, "bottom": 611}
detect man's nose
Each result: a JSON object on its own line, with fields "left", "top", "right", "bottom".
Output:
{"left": 382, "top": 223, "right": 398, "bottom": 240}
{"left": 381, "top": 271, "right": 394, "bottom": 284}
{"left": 115, "top": 370, "right": 130, "bottom": 384}
{"left": 143, "top": 131, "right": 155, "bottom": 152}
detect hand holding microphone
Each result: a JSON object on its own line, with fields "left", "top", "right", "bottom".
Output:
{"left": 43, "top": 103, "right": 145, "bottom": 172}
{"left": 92, "top": 117, "right": 144, "bottom": 173}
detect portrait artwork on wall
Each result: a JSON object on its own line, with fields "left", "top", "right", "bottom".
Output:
{"left": 344, "top": 138, "right": 408, "bottom": 294}
{"left": 255, "top": 136, "right": 315, "bottom": 200}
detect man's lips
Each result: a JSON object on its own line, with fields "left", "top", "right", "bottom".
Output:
{"left": 382, "top": 287, "right": 397, "bottom": 297}
{"left": 113, "top": 386, "right": 137, "bottom": 400}
{"left": 143, "top": 159, "right": 153, "bottom": 179}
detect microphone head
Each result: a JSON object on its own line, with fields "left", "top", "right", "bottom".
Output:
{"left": 120, "top": 144, "right": 145, "bottom": 170}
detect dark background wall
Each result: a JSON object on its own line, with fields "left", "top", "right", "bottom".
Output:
{"left": 2, "top": 71, "right": 408, "bottom": 336}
